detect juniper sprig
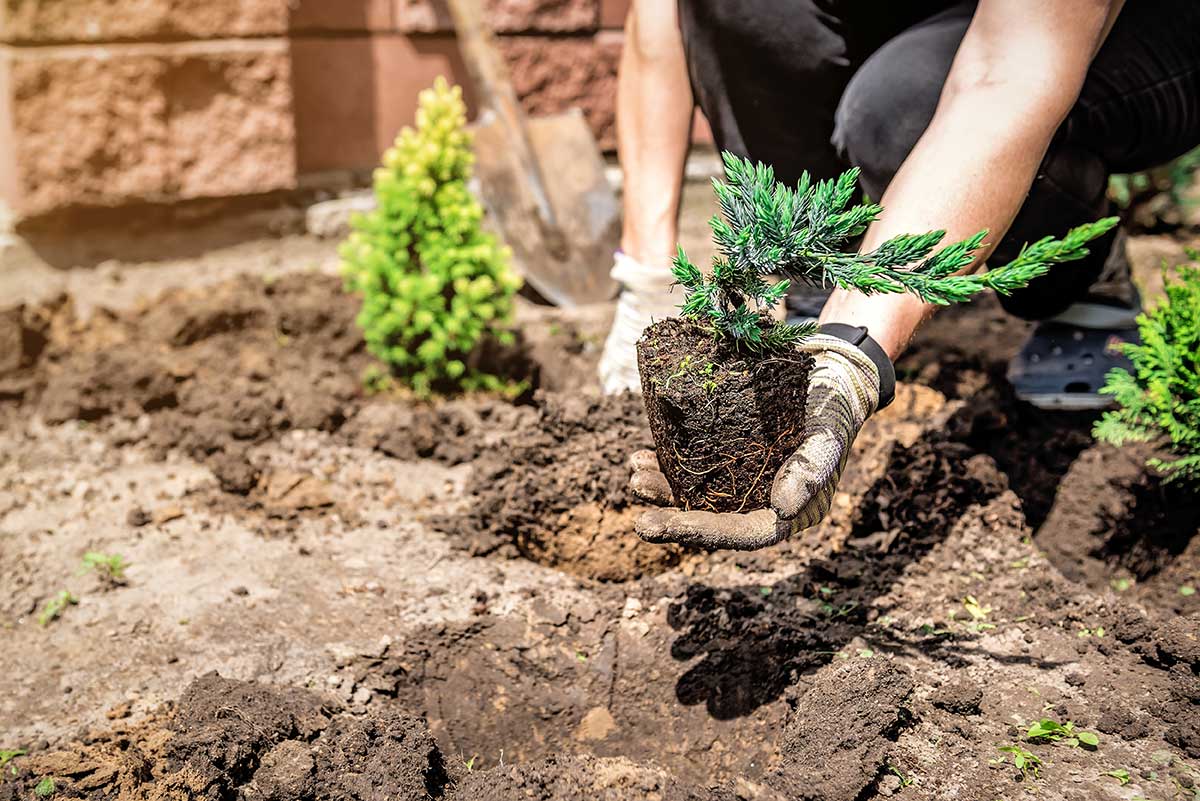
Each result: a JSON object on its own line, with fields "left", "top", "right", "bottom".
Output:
{"left": 672, "top": 152, "right": 1119, "bottom": 350}
{"left": 1095, "top": 261, "right": 1200, "bottom": 485}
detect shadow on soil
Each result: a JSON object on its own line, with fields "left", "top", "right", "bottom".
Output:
{"left": 664, "top": 437, "right": 1070, "bottom": 721}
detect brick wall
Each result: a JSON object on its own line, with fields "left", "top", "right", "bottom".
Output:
{"left": 0, "top": 0, "right": 661, "bottom": 221}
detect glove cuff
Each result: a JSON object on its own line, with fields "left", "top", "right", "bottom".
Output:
{"left": 818, "top": 323, "right": 896, "bottom": 411}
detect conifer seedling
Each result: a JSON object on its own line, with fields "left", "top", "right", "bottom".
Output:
{"left": 637, "top": 153, "right": 1117, "bottom": 513}
{"left": 1095, "top": 260, "right": 1200, "bottom": 486}
{"left": 341, "top": 78, "right": 524, "bottom": 398}
{"left": 669, "top": 154, "right": 1116, "bottom": 350}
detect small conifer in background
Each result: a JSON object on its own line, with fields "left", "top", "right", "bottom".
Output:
{"left": 1095, "top": 259, "right": 1200, "bottom": 485}
{"left": 340, "top": 77, "right": 523, "bottom": 397}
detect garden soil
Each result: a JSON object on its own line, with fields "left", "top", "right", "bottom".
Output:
{"left": 1, "top": 254, "right": 1198, "bottom": 800}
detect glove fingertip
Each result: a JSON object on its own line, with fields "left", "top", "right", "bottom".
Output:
{"left": 630, "top": 469, "right": 674, "bottom": 506}
{"left": 770, "top": 466, "right": 808, "bottom": 521}
{"left": 635, "top": 509, "right": 674, "bottom": 543}
{"left": 627, "top": 449, "right": 660, "bottom": 471}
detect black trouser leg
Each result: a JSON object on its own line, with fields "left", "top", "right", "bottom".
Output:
{"left": 675, "top": 0, "right": 956, "bottom": 185}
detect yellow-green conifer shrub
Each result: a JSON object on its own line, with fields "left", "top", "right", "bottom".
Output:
{"left": 340, "top": 77, "right": 522, "bottom": 397}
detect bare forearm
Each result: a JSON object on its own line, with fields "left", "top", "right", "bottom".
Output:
{"left": 819, "top": 0, "right": 1121, "bottom": 360}
{"left": 617, "top": 0, "right": 693, "bottom": 267}
{"left": 819, "top": 88, "right": 1060, "bottom": 358}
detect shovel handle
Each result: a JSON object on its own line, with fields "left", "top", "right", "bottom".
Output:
{"left": 445, "top": 0, "right": 563, "bottom": 243}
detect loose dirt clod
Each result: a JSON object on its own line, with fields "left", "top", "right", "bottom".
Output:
{"left": 0, "top": 674, "right": 450, "bottom": 801}
{"left": 930, "top": 678, "right": 984, "bottom": 715}
{"left": 768, "top": 659, "right": 914, "bottom": 801}
{"left": 439, "top": 391, "right": 683, "bottom": 581}
{"left": 638, "top": 317, "right": 812, "bottom": 513}
{"left": 448, "top": 755, "right": 720, "bottom": 801}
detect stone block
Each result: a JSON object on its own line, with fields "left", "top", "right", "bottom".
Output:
{"left": 599, "top": 0, "right": 628, "bottom": 28}
{"left": 0, "top": 0, "right": 289, "bottom": 43}
{"left": 164, "top": 43, "right": 296, "bottom": 201}
{"left": 2, "top": 48, "right": 170, "bottom": 215}
{"left": 498, "top": 34, "right": 620, "bottom": 149}
{"left": 291, "top": 34, "right": 474, "bottom": 173}
{"left": 0, "top": 40, "right": 295, "bottom": 217}
{"left": 394, "top": 0, "right": 597, "bottom": 33}
{"left": 293, "top": 30, "right": 621, "bottom": 174}
{"left": 305, "top": 191, "right": 376, "bottom": 239}
{"left": 288, "top": 0, "right": 394, "bottom": 33}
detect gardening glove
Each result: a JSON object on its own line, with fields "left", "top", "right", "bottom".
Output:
{"left": 630, "top": 325, "right": 895, "bottom": 550}
{"left": 599, "top": 252, "right": 679, "bottom": 394}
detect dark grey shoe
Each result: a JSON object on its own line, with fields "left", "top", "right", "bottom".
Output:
{"left": 1007, "top": 302, "right": 1141, "bottom": 410}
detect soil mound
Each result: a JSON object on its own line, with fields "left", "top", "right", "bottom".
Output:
{"left": 0, "top": 274, "right": 586, "bottom": 514}
{"left": 447, "top": 755, "right": 730, "bottom": 801}
{"left": 3, "top": 275, "right": 367, "bottom": 489}
{"left": 341, "top": 398, "right": 534, "bottom": 466}
{"left": 769, "top": 659, "right": 914, "bottom": 801}
{"left": 0, "top": 673, "right": 448, "bottom": 801}
{"left": 439, "top": 391, "right": 685, "bottom": 581}
{"left": 1036, "top": 440, "right": 1200, "bottom": 618}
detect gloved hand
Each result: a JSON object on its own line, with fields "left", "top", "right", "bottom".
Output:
{"left": 630, "top": 330, "right": 891, "bottom": 550}
{"left": 599, "top": 252, "right": 680, "bottom": 394}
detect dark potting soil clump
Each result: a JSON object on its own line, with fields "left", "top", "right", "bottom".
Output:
{"left": 637, "top": 317, "right": 812, "bottom": 513}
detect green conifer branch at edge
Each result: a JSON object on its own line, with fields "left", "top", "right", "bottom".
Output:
{"left": 1094, "top": 259, "right": 1200, "bottom": 486}
{"left": 671, "top": 152, "right": 1120, "bottom": 352}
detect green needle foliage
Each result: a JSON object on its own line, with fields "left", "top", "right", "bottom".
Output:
{"left": 672, "top": 152, "right": 1119, "bottom": 350}
{"left": 1095, "top": 260, "right": 1200, "bottom": 485}
{"left": 341, "top": 77, "right": 523, "bottom": 397}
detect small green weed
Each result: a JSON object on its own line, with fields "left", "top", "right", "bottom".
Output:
{"left": 1104, "top": 768, "right": 1131, "bottom": 785}
{"left": 37, "top": 591, "right": 77, "bottom": 627}
{"left": 886, "top": 762, "right": 913, "bottom": 788}
{"left": 0, "top": 749, "right": 25, "bottom": 776}
{"left": 996, "top": 745, "right": 1042, "bottom": 780}
{"left": 815, "top": 587, "right": 858, "bottom": 619}
{"left": 962, "top": 595, "right": 990, "bottom": 620}
{"left": 78, "top": 552, "right": 128, "bottom": 584}
{"left": 1026, "top": 718, "right": 1099, "bottom": 748}
{"left": 34, "top": 777, "right": 55, "bottom": 797}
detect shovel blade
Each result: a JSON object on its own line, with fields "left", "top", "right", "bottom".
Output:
{"left": 471, "top": 108, "right": 620, "bottom": 307}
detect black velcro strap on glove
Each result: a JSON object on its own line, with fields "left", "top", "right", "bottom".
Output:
{"left": 818, "top": 323, "right": 896, "bottom": 411}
